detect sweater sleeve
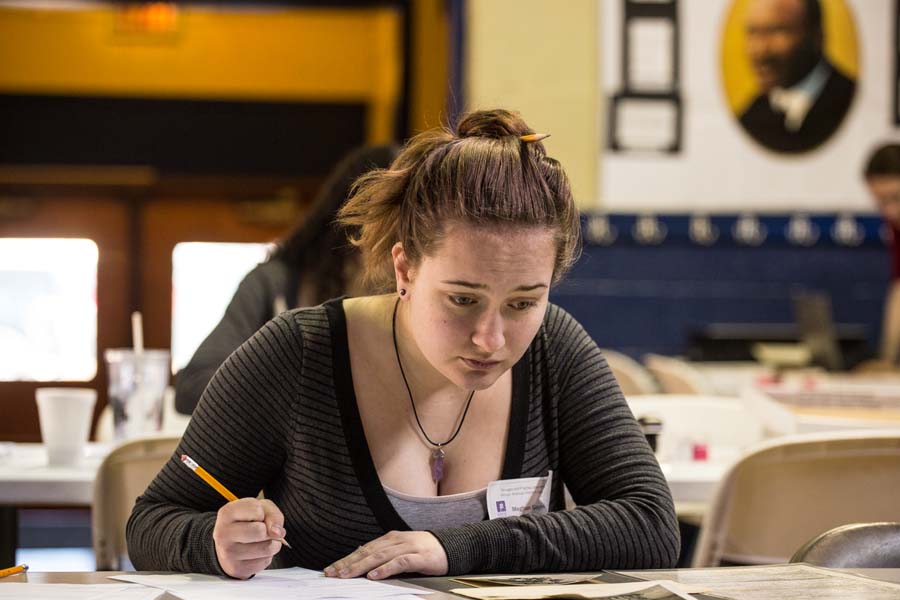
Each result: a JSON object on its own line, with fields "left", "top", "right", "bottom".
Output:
{"left": 126, "top": 313, "right": 301, "bottom": 573}
{"left": 430, "top": 306, "right": 680, "bottom": 574}
{"left": 174, "top": 261, "right": 288, "bottom": 415}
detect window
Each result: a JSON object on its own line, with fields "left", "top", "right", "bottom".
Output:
{"left": 0, "top": 238, "right": 98, "bottom": 381}
{"left": 170, "top": 242, "right": 272, "bottom": 372}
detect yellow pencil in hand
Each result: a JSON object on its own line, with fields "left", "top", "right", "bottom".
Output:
{"left": 0, "top": 564, "right": 27, "bottom": 578}
{"left": 180, "top": 454, "right": 292, "bottom": 549}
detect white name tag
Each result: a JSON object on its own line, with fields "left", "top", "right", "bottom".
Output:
{"left": 486, "top": 470, "right": 552, "bottom": 519}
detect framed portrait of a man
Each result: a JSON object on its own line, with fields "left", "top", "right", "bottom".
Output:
{"left": 721, "top": 0, "right": 859, "bottom": 154}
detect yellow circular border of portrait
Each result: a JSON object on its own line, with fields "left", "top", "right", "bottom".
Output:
{"left": 720, "top": 0, "right": 859, "bottom": 116}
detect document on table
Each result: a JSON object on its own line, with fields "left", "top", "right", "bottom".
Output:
{"left": 450, "top": 580, "right": 700, "bottom": 599}
{"left": 451, "top": 574, "right": 604, "bottom": 586}
{"left": 619, "top": 563, "right": 900, "bottom": 600}
{"left": 111, "top": 567, "right": 432, "bottom": 600}
{"left": 0, "top": 583, "right": 164, "bottom": 600}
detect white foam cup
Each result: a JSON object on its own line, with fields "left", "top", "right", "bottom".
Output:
{"left": 35, "top": 387, "right": 97, "bottom": 466}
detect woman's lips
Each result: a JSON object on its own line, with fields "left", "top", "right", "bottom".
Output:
{"left": 462, "top": 357, "right": 501, "bottom": 370}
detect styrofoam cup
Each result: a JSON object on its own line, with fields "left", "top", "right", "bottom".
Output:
{"left": 35, "top": 388, "right": 96, "bottom": 466}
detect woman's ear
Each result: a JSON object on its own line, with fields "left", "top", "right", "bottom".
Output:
{"left": 391, "top": 242, "right": 413, "bottom": 295}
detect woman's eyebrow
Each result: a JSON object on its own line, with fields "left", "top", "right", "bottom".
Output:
{"left": 441, "top": 280, "right": 548, "bottom": 292}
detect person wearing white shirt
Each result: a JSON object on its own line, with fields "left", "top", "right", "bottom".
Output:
{"left": 738, "top": 0, "right": 855, "bottom": 153}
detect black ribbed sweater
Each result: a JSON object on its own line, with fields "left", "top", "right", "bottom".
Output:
{"left": 126, "top": 299, "right": 680, "bottom": 575}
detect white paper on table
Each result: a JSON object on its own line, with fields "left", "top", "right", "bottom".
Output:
{"left": 451, "top": 579, "right": 699, "bottom": 599}
{"left": 619, "top": 564, "right": 900, "bottom": 600}
{"left": 111, "top": 567, "right": 432, "bottom": 599}
{"left": 0, "top": 583, "right": 164, "bottom": 600}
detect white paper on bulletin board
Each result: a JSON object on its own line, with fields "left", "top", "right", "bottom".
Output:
{"left": 600, "top": 0, "right": 900, "bottom": 213}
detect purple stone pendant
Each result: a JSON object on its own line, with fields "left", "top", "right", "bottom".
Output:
{"left": 431, "top": 447, "right": 445, "bottom": 483}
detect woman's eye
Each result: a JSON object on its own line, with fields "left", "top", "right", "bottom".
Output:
{"left": 450, "top": 295, "right": 475, "bottom": 306}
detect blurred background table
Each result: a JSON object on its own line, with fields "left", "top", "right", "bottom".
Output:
{"left": 0, "top": 442, "right": 111, "bottom": 567}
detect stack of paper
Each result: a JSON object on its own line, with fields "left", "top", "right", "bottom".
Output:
{"left": 111, "top": 567, "right": 432, "bottom": 600}
{"left": 619, "top": 564, "right": 900, "bottom": 600}
{"left": 450, "top": 580, "right": 699, "bottom": 599}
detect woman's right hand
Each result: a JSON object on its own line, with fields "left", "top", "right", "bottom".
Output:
{"left": 213, "top": 497, "right": 286, "bottom": 579}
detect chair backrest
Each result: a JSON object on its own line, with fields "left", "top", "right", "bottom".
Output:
{"left": 790, "top": 522, "right": 900, "bottom": 568}
{"left": 625, "top": 395, "right": 766, "bottom": 462}
{"left": 643, "top": 354, "right": 716, "bottom": 395}
{"left": 693, "top": 430, "right": 900, "bottom": 567}
{"left": 92, "top": 436, "right": 180, "bottom": 570}
{"left": 601, "top": 349, "right": 659, "bottom": 395}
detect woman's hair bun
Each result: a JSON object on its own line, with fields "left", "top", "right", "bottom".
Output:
{"left": 457, "top": 109, "right": 532, "bottom": 139}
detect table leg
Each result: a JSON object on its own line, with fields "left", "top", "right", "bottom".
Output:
{"left": 677, "top": 519, "right": 699, "bottom": 567}
{"left": 0, "top": 507, "right": 17, "bottom": 567}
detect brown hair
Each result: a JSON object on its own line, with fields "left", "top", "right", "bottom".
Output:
{"left": 864, "top": 143, "right": 900, "bottom": 179}
{"left": 337, "top": 109, "right": 581, "bottom": 290}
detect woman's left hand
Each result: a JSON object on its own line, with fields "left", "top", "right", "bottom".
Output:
{"left": 324, "top": 531, "right": 448, "bottom": 580}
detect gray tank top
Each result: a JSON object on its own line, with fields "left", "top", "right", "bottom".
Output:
{"left": 383, "top": 484, "right": 488, "bottom": 530}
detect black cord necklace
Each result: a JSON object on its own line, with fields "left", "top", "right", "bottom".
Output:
{"left": 392, "top": 298, "right": 474, "bottom": 483}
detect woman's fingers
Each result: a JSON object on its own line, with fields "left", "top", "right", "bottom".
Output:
{"left": 260, "top": 498, "right": 286, "bottom": 539}
{"left": 222, "top": 497, "right": 266, "bottom": 522}
{"left": 324, "top": 531, "right": 448, "bottom": 579}
{"left": 228, "top": 556, "right": 273, "bottom": 580}
{"left": 366, "top": 553, "right": 427, "bottom": 580}
{"left": 326, "top": 538, "right": 402, "bottom": 578}
{"left": 226, "top": 538, "right": 284, "bottom": 561}
{"left": 213, "top": 498, "right": 286, "bottom": 579}
{"left": 220, "top": 520, "right": 269, "bottom": 544}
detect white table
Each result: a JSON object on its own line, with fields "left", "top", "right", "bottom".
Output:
{"left": 0, "top": 442, "right": 113, "bottom": 566}
{"left": 754, "top": 376, "right": 900, "bottom": 431}
{"left": 659, "top": 460, "right": 730, "bottom": 525}
{"left": 691, "top": 361, "right": 777, "bottom": 396}
{"left": 661, "top": 461, "right": 727, "bottom": 505}
{"left": 0, "top": 442, "right": 111, "bottom": 506}
{"left": 0, "top": 442, "right": 728, "bottom": 510}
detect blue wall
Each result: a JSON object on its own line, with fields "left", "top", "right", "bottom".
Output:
{"left": 552, "top": 213, "right": 889, "bottom": 360}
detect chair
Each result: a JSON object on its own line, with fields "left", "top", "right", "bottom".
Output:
{"left": 790, "top": 522, "right": 900, "bottom": 567}
{"left": 601, "top": 349, "right": 659, "bottom": 395}
{"left": 92, "top": 436, "right": 180, "bottom": 570}
{"left": 643, "top": 354, "right": 717, "bottom": 394}
{"left": 693, "top": 430, "right": 900, "bottom": 567}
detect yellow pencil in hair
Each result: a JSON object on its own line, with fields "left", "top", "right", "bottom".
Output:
{"left": 0, "top": 564, "right": 28, "bottom": 578}
{"left": 180, "top": 454, "right": 292, "bottom": 549}
{"left": 520, "top": 133, "right": 551, "bottom": 143}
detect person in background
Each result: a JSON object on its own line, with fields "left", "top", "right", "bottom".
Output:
{"left": 174, "top": 144, "right": 399, "bottom": 415}
{"left": 864, "top": 143, "right": 900, "bottom": 367}
{"left": 740, "top": 0, "right": 855, "bottom": 153}
{"left": 128, "top": 109, "right": 679, "bottom": 579}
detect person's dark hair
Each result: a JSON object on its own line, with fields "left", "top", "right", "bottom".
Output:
{"left": 803, "top": 0, "right": 823, "bottom": 36}
{"left": 270, "top": 143, "right": 399, "bottom": 303}
{"left": 864, "top": 143, "right": 900, "bottom": 179}
{"left": 337, "top": 109, "right": 581, "bottom": 290}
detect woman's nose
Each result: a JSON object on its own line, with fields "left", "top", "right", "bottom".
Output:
{"left": 471, "top": 311, "right": 505, "bottom": 353}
